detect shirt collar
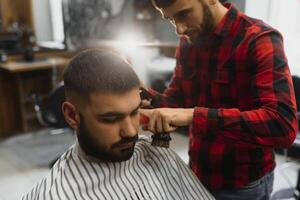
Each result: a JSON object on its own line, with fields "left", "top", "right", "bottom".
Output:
{"left": 213, "top": 3, "right": 239, "bottom": 37}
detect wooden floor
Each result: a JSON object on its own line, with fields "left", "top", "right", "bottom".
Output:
{"left": 0, "top": 129, "right": 299, "bottom": 200}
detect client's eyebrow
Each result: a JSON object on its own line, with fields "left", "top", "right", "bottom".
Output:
{"left": 96, "top": 101, "right": 142, "bottom": 117}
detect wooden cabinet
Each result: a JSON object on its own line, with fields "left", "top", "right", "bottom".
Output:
{"left": 0, "top": 0, "right": 34, "bottom": 32}
{"left": 0, "top": 57, "right": 69, "bottom": 137}
{"left": 0, "top": 69, "right": 20, "bottom": 136}
{"left": 0, "top": 0, "right": 69, "bottom": 137}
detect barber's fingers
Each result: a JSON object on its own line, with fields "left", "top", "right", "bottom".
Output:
{"left": 165, "top": 126, "right": 177, "bottom": 133}
{"left": 143, "top": 109, "right": 177, "bottom": 133}
{"left": 139, "top": 109, "right": 151, "bottom": 131}
{"left": 139, "top": 81, "right": 146, "bottom": 88}
{"left": 162, "top": 118, "right": 177, "bottom": 132}
{"left": 141, "top": 99, "right": 152, "bottom": 108}
{"left": 156, "top": 114, "right": 163, "bottom": 133}
{"left": 139, "top": 108, "right": 152, "bottom": 117}
{"left": 148, "top": 110, "right": 158, "bottom": 133}
{"left": 139, "top": 108, "right": 178, "bottom": 133}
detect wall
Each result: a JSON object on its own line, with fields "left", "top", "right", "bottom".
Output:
{"left": 32, "top": 0, "right": 245, "bottom": 47}
{"left": 230, "top": 0, "right": 245, "bottom": 11}
{"left": 61, "top": 0, "right": 178, "bottom": 48}
{"left": 245, "top": 0, "right": 300, "bottom": 76}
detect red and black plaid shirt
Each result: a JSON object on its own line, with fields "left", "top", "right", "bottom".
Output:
{"left": 148, "top": 4, "right": 298, "bottom": 190}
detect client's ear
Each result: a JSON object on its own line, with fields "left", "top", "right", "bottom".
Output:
{"left": 62, "top": 101, "right": 80, "bottom": 130}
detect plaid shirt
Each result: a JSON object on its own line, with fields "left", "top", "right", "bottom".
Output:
{"left": 148, "top": 4, "right": 298, "bottom": 190}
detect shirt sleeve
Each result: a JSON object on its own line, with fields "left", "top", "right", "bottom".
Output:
{"left": 192, "top": 30, "right": 298, "bottom": 148}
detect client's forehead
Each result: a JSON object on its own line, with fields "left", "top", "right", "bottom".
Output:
{"left": 87, "top": 89, "right": 141, "bottom": 114}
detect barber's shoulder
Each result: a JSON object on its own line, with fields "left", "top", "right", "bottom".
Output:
{"left": 245, "top": 17, "right": 281, "bottom": 40}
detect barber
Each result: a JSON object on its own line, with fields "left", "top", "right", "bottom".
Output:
{"left": 141, "top": 0, "right": 298, "bottom": 199}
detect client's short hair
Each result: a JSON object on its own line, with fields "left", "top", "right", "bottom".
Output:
{"left": 63, "top": 49, "right": 140, "bottom": 102}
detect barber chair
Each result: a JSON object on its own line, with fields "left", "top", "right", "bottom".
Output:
{"left": 32, "top": 82, "right": 68, "bottom": 131}
{"left": 32, "top": 82, "right": 70, "bottom": 167}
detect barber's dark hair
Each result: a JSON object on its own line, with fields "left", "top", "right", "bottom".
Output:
{"left": 152, "top": 0, "right": 224, "bottom": 9}
{"left": 151, "top": 0, "right": 176, "bottom": 9}
{"left": 63, "top": 49, "right": 140, "bottom": 100}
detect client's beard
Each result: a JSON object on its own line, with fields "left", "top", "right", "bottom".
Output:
{"left": 77, "top": 114, "right": 138, "bottom": 162}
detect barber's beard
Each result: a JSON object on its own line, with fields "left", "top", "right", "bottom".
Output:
{"left": 77, "top": 115, "right": 138, "bottom": 162}
{"left": 188, "top": 3, "right": 215, "bottom": 44}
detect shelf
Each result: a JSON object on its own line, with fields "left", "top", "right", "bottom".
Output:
{"left": 0, "top": 57, "right": 69, "bottom": 73}
{"left": 0, "top": 56, "right": 69, "bottom": 135}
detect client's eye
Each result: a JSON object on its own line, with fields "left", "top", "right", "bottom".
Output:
{"left": 100, "top": 116, "right": 122, "bottom": 123}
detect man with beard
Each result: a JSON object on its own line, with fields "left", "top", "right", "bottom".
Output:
{"left": 22, "top": 49, "right": 214, "bottom": 200}
{"left": 140, "top": 0, "right": 298, "bottom": 199}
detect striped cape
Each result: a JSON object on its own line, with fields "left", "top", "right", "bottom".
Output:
{"left": 22, "top": 135, "right": 214, "bottom": 200}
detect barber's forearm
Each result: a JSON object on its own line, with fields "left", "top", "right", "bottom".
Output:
{"left": 140, "top": 108, "right": 194, "bottom": 133}
{"left": 178, "top": 108, "right": 194, "bottom": 126}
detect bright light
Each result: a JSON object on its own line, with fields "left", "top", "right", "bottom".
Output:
{"left": 115, "top": 33, "right": 145, "bottom": 53}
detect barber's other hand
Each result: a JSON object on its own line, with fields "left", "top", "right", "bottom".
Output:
{"left": 139, "top": 85, "right": 153, "bottom": 108}
{"left": 140, "top": 108, "right": 194, "bottom": 133}
{"left": 141, "top": 99, "right": 152, "bottom": 108}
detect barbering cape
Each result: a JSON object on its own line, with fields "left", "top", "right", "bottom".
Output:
{"left": 22, "top": 135, "right": 214, "bottom": 200}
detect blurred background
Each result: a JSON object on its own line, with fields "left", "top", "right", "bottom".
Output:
{"left": 0, "top": 0, "right": 299, "bottom": 199}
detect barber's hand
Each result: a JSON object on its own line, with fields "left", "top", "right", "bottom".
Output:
{"left": 141, "top": 99, "right": 152, "bottom": 108}
{"left": 139, "top": 84, "right": 153, "bottom": 108}
{"left": 140, "top": 108, "right": 194, "bottom": 133}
